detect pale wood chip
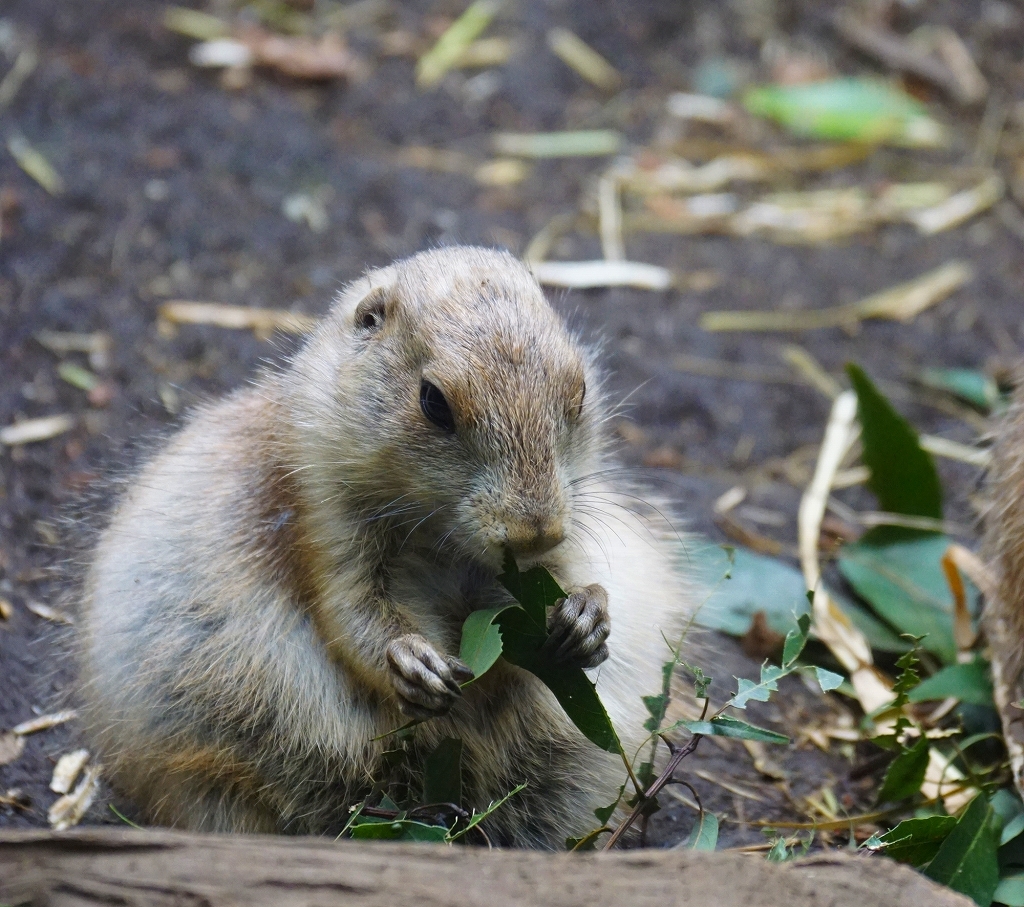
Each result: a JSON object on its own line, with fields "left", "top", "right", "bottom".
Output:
{"left": 50, "top": 749, "right": 91, "bottom": 795}
{"left": 0, "top": 414, "right": 75, "bottom": 446}
{"left": 0, "top": 732, "right": 25, "bottom": 766}
{"left": 48, "top": 764, "right": 101, "bottom": 830}
{"left": 13, "top": 710, "right": 78, "bottom": 736}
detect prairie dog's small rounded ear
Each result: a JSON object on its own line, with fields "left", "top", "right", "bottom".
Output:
{"left": 353, "top": 286, "right": 391, "bottom": 334}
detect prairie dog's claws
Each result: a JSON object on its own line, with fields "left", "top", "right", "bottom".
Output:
{"left": 386, "top": 633, "right": 466, "bottom": 717}
{"left": 545, "top": 583, "right": 610, "bottom": 669}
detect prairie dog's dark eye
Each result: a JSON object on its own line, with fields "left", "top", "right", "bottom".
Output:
{"left": 420, "top": 380, "right": 456, "bottom": 433}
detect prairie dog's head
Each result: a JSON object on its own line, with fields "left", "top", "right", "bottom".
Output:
{"left": 289, "top": 246, "right": 606, "bottom": 568}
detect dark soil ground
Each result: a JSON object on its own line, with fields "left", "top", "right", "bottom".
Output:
{"left": 1, "top": 0, "right": 1022, "bottom": 850}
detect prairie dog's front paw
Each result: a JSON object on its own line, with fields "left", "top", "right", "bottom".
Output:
{"left": 545, "top": 584, "right": 610, "bottom": 669}
{"left": 386, "top": 634, "right": 474, "bottom": 719}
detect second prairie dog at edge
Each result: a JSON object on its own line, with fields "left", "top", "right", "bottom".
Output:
{"left": 79, "top": 245, "right": 695, "bottom": 847}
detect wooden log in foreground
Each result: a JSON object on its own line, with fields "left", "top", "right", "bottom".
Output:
{"left": 0, "top": 828, "right": 971, "bottom": 907}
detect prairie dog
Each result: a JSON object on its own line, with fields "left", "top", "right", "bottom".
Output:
{"left": 79, "top": 246, "right": 693, "bottom": 847}
{"left": 985, "top": 376, "right": 1024, "bottom": 792}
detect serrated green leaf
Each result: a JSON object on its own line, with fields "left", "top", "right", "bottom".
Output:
{"left": 732, "top": 676, "right": 774, "bottom": 710}
{"left": 908, "top": 659, "right": 994, "bottom": 707}
{"left": 878, "top": 737, "right": 930, "bottom": 803}
{"left": 349, "top": 817, "right": 449, "bottom": 842}
{"left": 782, "top": 613, "right": 811, "bottom": 666}
{"left": 811, "top": 666, "right": 844, "bottom": 693}
{"left": 447, "top": 782, "right": 527, "bottom": 843}
{"left": 847, "top": 364, "right": 943, "bottom": 531}
{"left": 422, "top": 737, "right": 462, "bottom": 807}
{"left": 839, "top": 536, "right": 959, "bottom": 663}
{"left": 681, "top": 715, "right": 789, "bottom": 745}
{"left": 642, "top": 693, "right": 669, "bottom": 733}
{"left": 925, "top": 794, "right": 1000, "bottom": 906}
{"left": 684, "top": 810, "right": 719, "bottom": 851}
{"left": 459, "top": 605, "right": 518, "bottom": 679}
{"left": 877, "top": 815, "right": 957, "bottom": 866}
{"left": 594, "top": 784, "right": 626, "bottom": 826}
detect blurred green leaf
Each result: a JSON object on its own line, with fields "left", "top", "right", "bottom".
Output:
{"left": 878, "top": 738, "right": 930, "bottom": 804}
{"left": 838, "top": 535, "right": 958, "bottom": 663}
{"left": 995, "top": 875, "right": 1024, "bottom": 906}
{"left": 684, "top": 810, "right": 719, "bottom": 851}
{"left": 908, "top": 659, "right": 993, "bottom": 707}
{"left": 925, "top": 794, "right": 1000, "bottom": 906}
{"left": 847, "top": 363, "right": 943, "bottom": 533}
{"left": 921, "top": 368, "right": 1000, "bottom": 413}
{"left": 743, "top": 78, "right": 947, "bottom": 148}
{"left": 877, "top": 815, "right": 957, "bottom": 866}
{"left": 688, "top": 541, "right": 910, "bottom": 652}
{"left": 782, "top": 613, "right": 811, "bottom": 666}
{"left": 681, "top": 715, "right": 789, "bottom": 745}
{"left": 810, "top": 666, "right": 844, "bottom": 693}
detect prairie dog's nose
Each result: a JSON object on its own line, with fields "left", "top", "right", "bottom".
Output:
{"left": 505, "top": 516, "right": 566, "bottom": 557}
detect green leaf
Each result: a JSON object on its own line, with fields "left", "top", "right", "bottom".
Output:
{"left": 925, "top": 795, "right": 1000, "bottom": 906}
{"left": 877, "top": 738, "right": 930, "bottom": 803}
{"left": 810, "top": 666, "right": 844, "bottom": 693}
{"left": 908, "top": 659, "right": 994, "bottom": 707}
{"left": 495, "top": 554, "right": 621, "bottom": 754}
{"left": 766, "top": 836, "right": 790, "bottom": 862}
{"left": 921, "top": 368, "right": 1000, "bottom": 413}
{"left": 349, "top": 817, "right": 450, "bottom": 842}
{"left": 732, "top": 676, "right": 774, "bottom": 710}
{"left": 517, "top": 654, "right": 621, "bottom": 753}
{"left": 877, "top": 815, "right": 957, "bottom": 866}
{"left": 687, "top": 540, "right": 910, "bottom": 652}
{"left": 681, "top": 715, "right": 789, "bottom": 745}
{"left": 594, "top": 784, "right": 626, "bottom": 826}
{"left": 995, "top": 875, "right": 1024, "bottom": 906}
{"left": 448, "top": 782, "right": 527, "bottom": 843}
{"left": 685, "top": 810, "right": 719, "bottom": 851}
{"left": 847, "top": 363, "right": 943, "bottom": 530}
{"left": 459, "top": 605, "right": 517, "bottom": 679}
{"left": 839, "top": 535, "right": 959, "bottom": 663}
{"left": 782, "top": 613, "right": 811, "bottom": 667}
{"left": 687, "top": 542, "right": 810, "bottom": 637}
{"left": 743, "top": 78, "right": 946, "bottom": 148}
{"left": 498, "top": 549, "right": 565, "bottom": 627}
{"left": 642, "top": 693, "right": 669, "bottom": 733}
{"left": 422, "top": 737, "right": 462, "bottom": 807}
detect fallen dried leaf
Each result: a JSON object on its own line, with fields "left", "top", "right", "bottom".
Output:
{"left": 0, "top": 414, "right": 75, "bottom": 446}
{"left": 25, "top": 601, "right": 74, "bottom": 625}
{"left": 50, "top": 749, "right": 90, "bottom": 795}
{"left": 48, "top": 764, "right": 101, "bottom": 830}
{"left": 7, "top": 133, "right": 63, "bottom": 195}
{"left": 530, "top": 259, "right": 672, "bottom": 290}
{"left": 906, "top": 173, "right": 1004, "bottom": 234}
{"left": 35, "top": 330, "right": 112, "bottom": 371}
{"left": 492, "top": 129, "right": 621, "bottom": 158}
{"left": 0, "top": 732, "right": 25, "bottom": 766}
{"left": 13, "top": 710, "right": 78, "bottom": 736}
{"left": 701, "top": 261, "right": 972, "bottom": 332}
{"left": 546, "top": 27, "right": 621, "bottom": 92}
{"left": 159, "top": 302, "right": 318, "bottom": 337}
{"left": 0, "top": 597, "right": 11, "bottom": 620}
{"left": 416, "top": 0, "right": 501, "bottom": 89}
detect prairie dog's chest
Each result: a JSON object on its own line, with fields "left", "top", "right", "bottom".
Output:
{"left": 388, "top": 557, "right": 509, "bottom": 648}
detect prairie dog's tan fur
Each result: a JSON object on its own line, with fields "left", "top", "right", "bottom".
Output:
{"left": 984, "top": 376, "right": 1024, "bottom": 793}
{"left": 79, "top": 246, "right": 692, "bottom": 847}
